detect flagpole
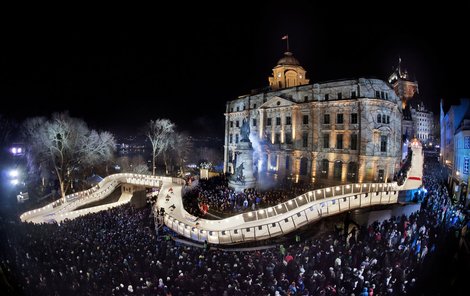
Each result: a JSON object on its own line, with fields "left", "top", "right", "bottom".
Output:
{"left": 282, "top": 35, "right": 290, "bottom": 52}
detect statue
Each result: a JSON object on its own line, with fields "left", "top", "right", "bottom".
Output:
{"left": 233, "top": 162, "right": 245, "bottom": 184}
{"left": 240, "top": 118, "right": 250, "bottom": 142}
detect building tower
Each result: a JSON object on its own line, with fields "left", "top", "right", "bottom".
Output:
{"left": 388, "top": 57, "right": 419, "bottom": 110}
{"left": 268, "top": 51, "right": 309, "bottom": 90}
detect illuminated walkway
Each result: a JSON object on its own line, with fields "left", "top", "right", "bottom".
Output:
{"left": 21, "top": 146, "right": 422, "bottom": 244}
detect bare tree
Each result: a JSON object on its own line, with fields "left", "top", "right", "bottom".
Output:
{"left": 172, "top": 132, "right": 192, "bottom": 176}
{"left": 146, "top": 119, "right": 175, "bottom": 175}
{"left": 22, "top": 112, "right": 116, "bottom": 199}
{"left": 0, "top": 114, "right": 15, "bottom": 146}
{"left": 116, "top": 155, "right": 150, "bottom": 175}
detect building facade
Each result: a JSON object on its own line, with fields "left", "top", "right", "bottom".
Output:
{"left": 410, "top": 102, "right": 435, "bottom": 144}
{"left": 440, "top": 98, "right": 470, "bottom": 203}
{"left": 453, "top": 120, "right": 470, "bottom": 203}
{"left": 224, "top": 52, "right": 403, "bottom": 185}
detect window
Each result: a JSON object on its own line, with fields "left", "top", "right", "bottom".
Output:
{"left": 381, "top": 91, "right": 385, "bottom": 99}
{"left": 351, "top": 113, "right": 358, "bottom": 124}
{"left": 351, "top": 91, "right": 356, "bottom": 98}
{"left": 337, "top": 113, "right": 344, "bottom": 124}
{"left": 258, "top": 226, "right": 262, "bottom": 230}
{"left": 380, "top": 135, "right": 387, "bottom": 152}
{"left": 300, "top": 158, "right": 308, "bottom": 175}
{"left": 386, "top": 115, "right": 390, "bottom": 124}
{"left": 377, "top": 114, "right": 381, "bottom": 123}
{"left": 321, "top": 159, "right": 329, "bottom": 178}
{"left": 275, "top": 133, "right": 281, "bottom": 144}
{"left": 253, "top": 104, "right": 257, "bottom": 109}
{"left": 286, "top": 116, "right": 291, "bottom": 125}
{"left": 302, "top": 132, "right": 308, "bottom": 147}
{"left": 376, "top": 90, "right": 380, "bottom": 98}
{"left": 324, "top": 114, "right": 330, "bottom": 124}
{"left": 385, "top": 93, "right": 389, "bottom": 99}
{"left": 236, "top": 106, "right": 239, "bottom": 111}
{"left": 382, "top": 114, "right": 386, "bottom": 123}
{"left": 464, "top": 157, "right": 470, "bottom": 174}
{"left": 325, "top": 94, "right": 329, "bottom": 101}
{"left": 235, "top": 134, "right": 239, "bottom": 143}
{"left": 323, "top": 133, "right": 329, "bottom": 148}
{"left": 465, "top": 136, "right": 470, "bottom": 149}
{"left": 236, "top": 120, "right": 240, "bottom": 127}
{"left": 267, "top": 118, "right": 272, "bottom": 126}
{"left": 334, "top": 161, "right": 342, "bottom": 181}
{"left": 285, "top": 155, "right": 290, "bottom": 171}
{"left": 336, "top": 134, "right": 343, "bottom": 149}
{"left": 229, "top": 134, "right": 233, "bottom": 144}
{"left": 230, "top": 121, "right": 233, "bottom": 128}
{"left": 272, "top": 223, "right": 276, "bottom": 227}
{"left": 304, "top": 96, "right": 309, "bottom": 102}
{"left": 347, "top": 162, "right": 358, "bottom": 182}
{"left": 285, "top": 132, "right": 292, "bottom": 144}
{"left": 230, "top": 108, "right": 233, "bottom": 112}
{"left": 276, "top": 117, "right": 281, "bottom": 126}
{"left": 378, "top": 169, "right": 384, "bottom": 181}
{"left": 338, "top": 93, "right": 342, "bottom": 100}
{"left": 303, "top": 115, "right": 309, "bottom": 125}
{"left": 252, "top": 118, "right": 257, "bottom": 127}
{"left": 350, "top": 134, "right": 358, "bottom": 150}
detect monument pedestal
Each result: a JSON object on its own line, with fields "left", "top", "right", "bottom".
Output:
{"left": 228, "top": 141, "right": 256, "bottom": 192}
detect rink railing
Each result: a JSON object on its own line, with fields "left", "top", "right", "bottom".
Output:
{"left": 20, "top": 173, "right": 164, "bottom": 223}
{"left": 162, "top": 182, "right": 401, "bottom": 244}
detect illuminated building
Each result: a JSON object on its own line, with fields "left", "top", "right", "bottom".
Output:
{"left": 224, "top": 51, "right": 403, "bottom": 185}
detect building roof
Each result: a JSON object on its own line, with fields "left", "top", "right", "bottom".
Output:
{"left": 86, "top": 174, "right": 103, "bottom": 185}
{"left": 276, "top": 52, "right": 300, "bottom": 66}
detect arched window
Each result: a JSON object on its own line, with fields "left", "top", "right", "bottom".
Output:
{"left": 347, "top": 162, "right": 358, "bottom": 182}
{"left": 377, "top": 114, "right": 381, "bottom": 123}
{"left": 382, "top": 114, "right": 386, "bottom": 123}
{"left": 320, "top": 159, "right": 329, "bottom": 178}
{"left": 334, "top": 160, "right": 342, "bottom": 181}
{"left": 270, "top": 154, "right": 277, "bottom": 170}
{"left": 300, "top": 157, "right": 309, "bottom": 176}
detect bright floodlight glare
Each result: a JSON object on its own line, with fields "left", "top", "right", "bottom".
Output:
{"left": 17, "top": 148, "right": 22, "bottom": 153}
{"left": 11, "top": 147, "right": 17, "bottom": 154}
{"left": 9, "top": 170, "right": 19, "bottom": 178}
{"left": 10, "top": 179, "right": 19, "bottom": 185}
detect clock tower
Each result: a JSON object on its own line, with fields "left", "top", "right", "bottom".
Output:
{"left": 268, "top": 51, "right": 309, "bottom": 90}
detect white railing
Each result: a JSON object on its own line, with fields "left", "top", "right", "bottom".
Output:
{"left": 162, "top": 182, "right": 400, "bottom": 244}
{"left": 20, "top": 173, "right": 165, "bottom": 223}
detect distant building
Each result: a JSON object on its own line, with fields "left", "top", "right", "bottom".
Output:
{"left": 224, "top": 51, "right": 403, "bottom": 185}
{"left": 410, "top": 101, "right": 435, "bottom": 145}
{"left": 440, "top": 98, "right": 470, "bottom": 203}
{"left": 388, "top": 58, "right": 420, "bottom": 162}
{"left": 388, "top": 58, "right": 419, "bottom": 110}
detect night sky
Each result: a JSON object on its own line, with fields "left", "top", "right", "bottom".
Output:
{"left": 1, "top": 4, "right": 469, "bottom": 138}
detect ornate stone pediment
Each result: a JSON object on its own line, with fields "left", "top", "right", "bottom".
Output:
{"left": 258, "top": 96, "right": 297, "bottom": 109}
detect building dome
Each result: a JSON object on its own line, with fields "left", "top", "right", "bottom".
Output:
{"left": 277, "top": 52, "right": 300, "bottom": 66}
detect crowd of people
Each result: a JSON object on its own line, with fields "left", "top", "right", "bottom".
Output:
{"left": 183, "top": 174, "right": 316, "bottom": 216}
{"left": 0, "top": 154, "right": 469, "bottom": 295}
{"left": 395, "top": 149, "right": 413, "bottom": 186}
